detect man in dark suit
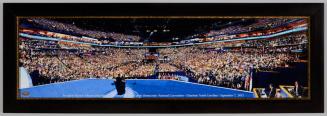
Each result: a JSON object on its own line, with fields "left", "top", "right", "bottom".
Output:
{"left": 114, "top": 76, "right": 126, "bottom": 95}
{"left": 30, "top": 69, "right": 40, "bottom": 85}
{"left": 266, "top": 83, "right": 276, "bottom": 98}
{"left": 293, "top": 81, "right": 304, "bottom": 98}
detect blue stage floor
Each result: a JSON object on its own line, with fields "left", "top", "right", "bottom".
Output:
{"left": 19, "top": 79, "right": 255, "bottom": 98}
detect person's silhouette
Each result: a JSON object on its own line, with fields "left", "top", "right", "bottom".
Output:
{"left": 266, "top": 83, "right": 276, "bottom": 98}
{"left": 114, "top": 76, "right": 126, "bottom": 95}
{"left": 30, "top": 70, "right": 40, "bottom": 85}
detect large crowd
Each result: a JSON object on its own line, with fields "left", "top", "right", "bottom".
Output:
{"left": 19, "top": 34, "right": 305, "bottom": 91}
{"left": 19, "top": 18, "right": 308, "bottom": 91}
{"left": 26, "top": 18, "right": 141, "bottom": 42}
{"left": 158, "top": 46, "right": 298, "bottom": 90}
{"left": 20, "top": 39, "right": 153, "bottom": 84}
{"left": 180, "top": 18, "right": 307, "bottom": 44}
{"left": 206, "top": 18, "right": 300, "bottom": 37}
{"left": 241, "top": 32, "right": 307, "bottom": 47}
{"left": 22, "top": 18, "right": 306, "bottom": 44}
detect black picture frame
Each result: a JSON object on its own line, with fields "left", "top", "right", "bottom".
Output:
{"left": 3, "top": 3, "right": 324, "bottom": 113}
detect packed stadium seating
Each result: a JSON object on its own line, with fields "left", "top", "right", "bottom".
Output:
{"left": 18, "top": 18, "right": 308, "bottom": 95}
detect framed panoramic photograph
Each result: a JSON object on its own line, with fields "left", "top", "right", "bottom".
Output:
{"left": 3, "top": 3, "right": 324, "bottom": 113}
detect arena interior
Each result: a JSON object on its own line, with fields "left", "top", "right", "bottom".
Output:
{"left": 18, "top": 17, "right": 309, "bottom": 98}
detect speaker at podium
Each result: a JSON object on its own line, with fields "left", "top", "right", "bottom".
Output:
{"left": 114, "top": 76, "right": 126, "bottom": 95}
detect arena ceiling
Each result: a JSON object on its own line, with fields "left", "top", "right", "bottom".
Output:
{"left": 20, "top": 18, "right": 256, "bottom": 42}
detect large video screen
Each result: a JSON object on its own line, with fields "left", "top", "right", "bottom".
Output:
{"left": 18, "top": 17, "right": 309, "bottom": 99}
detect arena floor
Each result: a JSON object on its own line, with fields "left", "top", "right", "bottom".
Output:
{"left": 19, "top": 79, "right": 255, "bottom": 98}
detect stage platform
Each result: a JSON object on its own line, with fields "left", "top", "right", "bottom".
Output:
{"left": 19, "top": 79, "right": 255, "bottom": 98}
